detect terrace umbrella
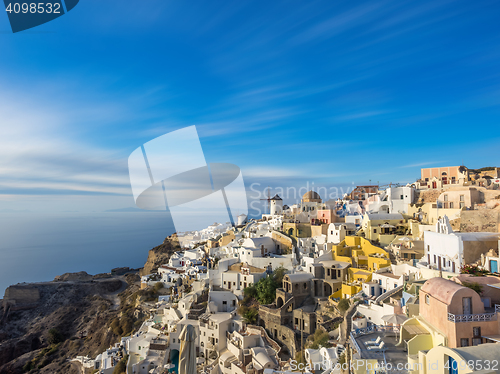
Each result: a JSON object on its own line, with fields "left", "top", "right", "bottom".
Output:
{"left": 179, "top": 324, "right": 197, "bottom": 374}
{"left": 382, "top": 314, "right": 408, "bottom": 341}
{"left": 382, "top": 314, "right": 408, "bottom": 325}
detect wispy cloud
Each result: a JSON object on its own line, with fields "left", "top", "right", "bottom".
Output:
{"left": 398, "top": 161, "right": 447, "bottom": 169}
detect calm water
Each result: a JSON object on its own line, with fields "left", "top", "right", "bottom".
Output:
{"left": 0, "top": 212, "right": 176, "bottom": 296}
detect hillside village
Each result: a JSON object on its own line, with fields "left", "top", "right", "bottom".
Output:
{"left": 66, "top": 166, "right": 500, "bottom": 374}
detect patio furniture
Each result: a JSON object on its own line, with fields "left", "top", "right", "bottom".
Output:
{"left": 367, "top": 341, "right": 386, "bottom": 352}
{"left": 364, "top": 336, "right": 382, "bottom": 346}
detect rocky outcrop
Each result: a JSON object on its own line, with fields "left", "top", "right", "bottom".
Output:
{"left": 0, "top": 276, "right": 134, "bottom": 374}
{"left": 3, "top": 285, "right": 40, "bottom": 311}
{"left": 53, "top": 271, "right": 93, "bottom": 282}
{"left": 141, "top": 234, "right": 181, "bottom": 276}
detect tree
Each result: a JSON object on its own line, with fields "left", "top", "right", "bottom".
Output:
{"left": 242, "top": 308, "right": 259, "bottom": 324}
{"left": 337, "top": 299, "right": 350, "bottom": 314}
{"left": 273, "top": 266, "right": 287, "bottom": 284}
{"left": 309, "top": 329, "right": 330, "bottom": 349}
{"left": 255, "top": 276, "right": 279, "bottom": 304}
{"left": 113, "top": 357, "right": 127, "bottom": 374}
{"left": 47, "top": 328, "right": 63, "bottom": 345}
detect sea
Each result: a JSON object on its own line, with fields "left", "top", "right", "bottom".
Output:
{"left": 0, "top": 212, "right": 176, "bottom": 296}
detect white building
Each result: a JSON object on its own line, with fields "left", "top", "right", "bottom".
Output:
{"left": 221, "top": 262, "right": 267, "bottom": 296}
{"left": 422, "top": 216, "right": 500, "bottom": 273}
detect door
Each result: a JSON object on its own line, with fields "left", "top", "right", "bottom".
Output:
{"left": 448, "top": 356, "right": 458, "bottom": 374}
{"left": 490, "top": 260, "right": 498, "bottom": 273}
{"left": 463, "top": 297, "right": 472, "bottom": 315}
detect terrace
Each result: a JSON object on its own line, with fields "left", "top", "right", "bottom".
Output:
{"left": 351, "top": 327, "right": 409, "bottom": 374}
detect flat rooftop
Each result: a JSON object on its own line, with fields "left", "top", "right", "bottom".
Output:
{"left": 353, "top": 331, "right": 409, "bottom": 374}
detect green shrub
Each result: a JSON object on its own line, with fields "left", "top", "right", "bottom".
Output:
{"left": 462, "top": 281, "right": 483, "bottom": 295}
{"left": 337, "top": 299, "right": 350, "bottom": 314}
{"left": 48, "top": 328, "right": 63, "bottom": 345}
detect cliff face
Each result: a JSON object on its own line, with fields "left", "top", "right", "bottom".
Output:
{"left": 0, "top": 233, "right": 178, "bottom": 373}
{"left": 0, "top": 273, "right": 142, "bottom": 374}
{"left": 140, "top": 234, "right": 181, "bottom": 276}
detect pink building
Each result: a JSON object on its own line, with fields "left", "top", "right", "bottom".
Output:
{"left": 420, "top": 278, "right": 500, "bottom": 348}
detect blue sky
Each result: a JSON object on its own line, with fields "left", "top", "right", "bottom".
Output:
{"left": 1, "top": 0, "right": 500, "bottom": 211}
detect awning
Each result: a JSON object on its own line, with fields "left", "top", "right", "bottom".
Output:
{"left": 482, "top": 334, "right": 500, "bottom": 342}
{"left": 403, "top": 324, "right": 429, "bottom": 335}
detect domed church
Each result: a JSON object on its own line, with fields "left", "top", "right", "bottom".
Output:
{"left": 301, "top": 190, "right": 322, "bottom": 203}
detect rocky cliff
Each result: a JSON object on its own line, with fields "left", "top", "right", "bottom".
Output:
{"left": 140, "top": 234, "right": 181, "bottom": 276}
{"left": 0, "top": 234, "right": 180, "bottom": 373}
{"left": 0, "top": 272, "right": 143, "bottom": 374}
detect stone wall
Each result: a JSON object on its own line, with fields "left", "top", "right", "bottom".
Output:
{"left": 271, "top": 231, "right": 295, "bottom": 254}
{"left": 459, "top": 209, "right": 500, "bottom": 233}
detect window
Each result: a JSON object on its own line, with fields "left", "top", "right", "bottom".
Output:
{"left": 462, "top": 297, "right": 472, "bottom": 315}
{"left": 460, "top": 338, "right": 469, "bottom": 347}
{"left": 460, "top": 202, "right": 465, "bottom": 209}
{"left": 473, "top": 327, "right": 482, "bottom": 346}
{"left": 426, "top": 294, "right": 430, "bottom": 304}
{"left": 449, "top": 202, "right": 454, "bottom": 209}
{"left": 444, "top": 195, "right": 448, "bottom": 201}
{"left": 373, "top": 229, "right": 377, "bottom": 233}
{"left": 223, "top": 301, "right": 227, "bottom": 305}
{"left": 460, "top": 195, "right": 465, "bottom": 202}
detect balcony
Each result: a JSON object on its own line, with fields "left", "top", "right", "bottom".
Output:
{"left": 447, "top": 312, "right": 496, "bottom": 323}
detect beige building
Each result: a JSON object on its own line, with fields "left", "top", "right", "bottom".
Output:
{"left": 420, "top": 166, "right": 469, "bottom": 189}
{"left": 412, "top": 343, "right": 500, "bottom": 374}
{"left": 438, "top": 188, "right": 481, "bottom": 210}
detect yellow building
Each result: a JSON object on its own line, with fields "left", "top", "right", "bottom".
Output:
{"left": 331, "top": 236, "right": 392, "bottom": 272}
{"left": 329, "top": 236, "right": 390, "bottom": 299}
{"left": 362, "top": 212, "right": 406, "bottom": 246}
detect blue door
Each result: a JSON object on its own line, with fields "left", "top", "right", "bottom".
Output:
{"left": 491, "top": 260, "right": 498, "bottom": 273}
{"left": 448, "top": 356, "right": 458, "bottom": 374}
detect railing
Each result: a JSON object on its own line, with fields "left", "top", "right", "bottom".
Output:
{"left": 351, "top": 325, "right": 400, "bottom": 338}
{"left": 495, "top": 304, "right": 500, "bottom": 313}
{"left": 447, "top": 312, "right": 496, "bottom": 323}
{"left": 350, "top": 332, "right": 362, "bottom": 353}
